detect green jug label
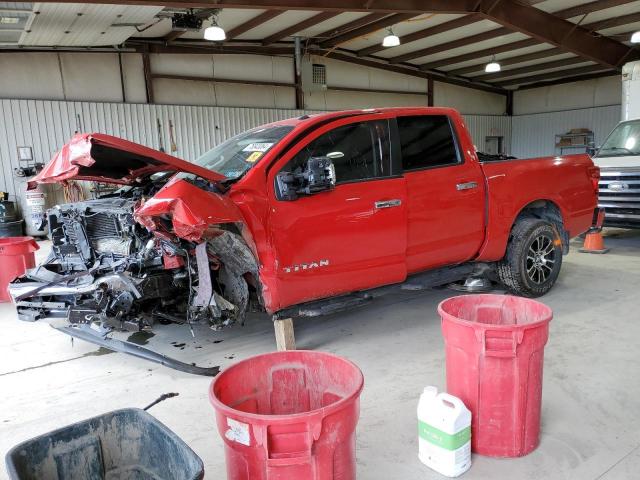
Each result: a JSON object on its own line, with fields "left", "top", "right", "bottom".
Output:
{"left": 418, "top": 421, "right": 470, "bottom": 451}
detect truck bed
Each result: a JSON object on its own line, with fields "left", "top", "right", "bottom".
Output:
{"left": 476, "top": 153, "right": 597, "bottom": 261}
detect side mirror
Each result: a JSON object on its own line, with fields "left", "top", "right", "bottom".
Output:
{"left": 587, "top": 142, "right": 598, "bottom": 157}
{"left": 276, "top": 156, "right": 336, "bottom": 201}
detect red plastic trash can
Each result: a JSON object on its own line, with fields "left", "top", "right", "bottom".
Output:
{"left": 0, "top": 237, "right": 38, "bottom": 302}
{"left": 438, "top": 294, "right": 553, "bottom": 457}
{"left": 209, "top": 350, "right": 364, "bottom": 480}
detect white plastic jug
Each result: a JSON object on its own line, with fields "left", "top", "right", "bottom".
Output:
{"left": 417, "top": 386, "right": 471, "bottom": 477}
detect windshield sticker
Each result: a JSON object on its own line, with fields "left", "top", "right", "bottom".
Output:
{"left": 242, "top": 142, "right": 274, "bottom": 153}
{"left": 245, "top": 151, "right": 263, "bottom": 163}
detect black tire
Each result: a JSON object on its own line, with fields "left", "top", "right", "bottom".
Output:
{"left": 497, "top": 218, "right": 563, "bottom": 297}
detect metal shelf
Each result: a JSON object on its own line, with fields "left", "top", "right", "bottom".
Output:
{"left": 555, "top": 131, "right": 594, "bottom": 155}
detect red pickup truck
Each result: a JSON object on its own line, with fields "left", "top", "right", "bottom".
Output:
{"left": 11, "top": 107, "right": 598, "bottom": 349}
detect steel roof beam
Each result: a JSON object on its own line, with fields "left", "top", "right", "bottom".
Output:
{"left": 419, "top": 0, "right": 639, "bottom": 71}
{"left": 225, "top": 10, "right": 284, "bottom": 39}
{"left": 495, "top": 64, "right": 610, "bottom": 87}
{"left": 448, "top": 46, "right": 564, "bottom": 75}
{"left": 419, "top": 38, "right": 538, "bottom": 71}
{"left": 469, "top": 14, "right": 640, "bottom": 79}
{"left": 478, "top": 56, "right": 589, "bottom": 81}
{"left": 23, "top": 0, "right": 481, "bottom": 13}
{"left": 390, "top": 0, "right": 638, "bottom": 66}
{"left": 477, "top": 0, "right": 636, "bottom": 68}
{"left": 518, "top": 70, "right": 617, "bottom": 89}
{"left": 356, "top": 15, "right": 482, "bottom": 57}
{"left": 389, "top": 26, "right": 513, "bottom": 64}
{"left": 313, "top": 13, "right": 387, "bottom": 41}
{"left": 323, "top": 50, "right": 505, "bottom": 94}
{"left": 318, "top": 13, "right": 416, "bottom": 48}
{"left": 583, "top": 11, "right": 640, "bottom": 32}
{"left": 262, "top": 11, "right": 339, "bottom": 45}
{"left": 164, "top": 30, "right": 187, "bottom": 41}
{"left": 355, "top": 0, "right": 547, "bottom": 58}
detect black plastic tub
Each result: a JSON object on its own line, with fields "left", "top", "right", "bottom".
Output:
{"left": 5, "top": 408, "right": 204, "bottom": 480}
{"left": 0, "top": 201, "right": 17, "bottom": 223}
{"left": 0, "top": 220, "right": 23, "bottom": 237}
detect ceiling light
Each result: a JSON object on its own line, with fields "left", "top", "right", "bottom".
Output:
{"left": 204, "top": 17, "right": 225, "bottom": 41}
{"left": 485, "top": 55, "right": 501, "bottom": 73}
{"left": 0, "top": 17, "right": 20, "bottom": 24}
{"left": 382, "top": 28, "right": 400, "bottom": 48}
{"left": 631, "top": 31, "right": 640, "bottom": 43}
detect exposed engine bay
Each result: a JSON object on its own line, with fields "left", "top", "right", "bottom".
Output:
{"left": 9, "top": 181, "right": 260, "bottom": 340}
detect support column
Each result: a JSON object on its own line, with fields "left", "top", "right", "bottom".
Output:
{"left": 293, "top": 36, "right": 304, "bottom": 110}
{"left": 427, "top": 77, "right": 434, "bottom": 106}
{"left": 142, "top": 46, "right": 154, "bottom": 104}
{"left": 506, "top": 90, "right": 514, "bottom": 116}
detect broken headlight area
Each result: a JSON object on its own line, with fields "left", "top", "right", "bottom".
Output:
{"left": 9, "top": 193, "right": 261, "bottom": 336}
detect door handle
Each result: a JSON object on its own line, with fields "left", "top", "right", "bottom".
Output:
{"left": 456, "top": 181, "right": 478, "bottom": 191}
{"left": 374, "top": 199, "right": 402, "bottom": 209}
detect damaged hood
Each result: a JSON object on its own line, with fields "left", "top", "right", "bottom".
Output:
{"left": 134, "top": 178, "right": 243, "bottom": 242}
{"left": 29, "top": 133, "right": 225, "bottom": 189}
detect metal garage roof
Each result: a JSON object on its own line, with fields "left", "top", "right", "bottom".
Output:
{"left": 19, "top": 3, "right": 163, "bottom": 47}
{"left": 1, "top": 0, "right": 638, "bottom": 92}
{"left": 0, "top": 2, "right": 31, "bottom": 45}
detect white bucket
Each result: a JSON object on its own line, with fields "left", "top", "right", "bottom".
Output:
{"left": 418, "top": 386, "right": 471, "bottom": 477}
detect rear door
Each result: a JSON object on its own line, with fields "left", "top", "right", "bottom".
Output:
{"left": 396, "top": 114, "right": 485, "bottom": 273}
{"left": 267, "top": 115, "right": 407, "bottom": 309}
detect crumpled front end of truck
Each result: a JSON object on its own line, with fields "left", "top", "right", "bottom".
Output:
{"left": 9, "top": 134, "right": 265, "bottom": 374}
{"left": 11, "top": 188, "right": 262, "bottom": 327}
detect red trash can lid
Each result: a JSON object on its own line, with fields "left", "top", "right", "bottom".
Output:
{"left": 438, "top": 294, "right": 552, "bottom": 331}
{"left": 0, "top": 236, "right": 39, "bottom": 255}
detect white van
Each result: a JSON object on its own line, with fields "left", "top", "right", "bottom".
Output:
{"left": 593, "top": 61, "right": 640, "bottom": 228}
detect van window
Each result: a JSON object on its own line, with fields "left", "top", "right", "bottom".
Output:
{"left": 596, "top": 119, "right": 640, "bottom": 157}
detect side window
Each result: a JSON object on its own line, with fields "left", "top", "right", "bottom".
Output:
{"left": 397, "top": 115, "right": 460, "bottom": 171}
{"left": 287, "top": 120, "right": 391, "bottom": 183}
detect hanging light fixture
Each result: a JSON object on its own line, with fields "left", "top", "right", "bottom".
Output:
{"left": 485, "top": 55, "right": 501, "bottom": 73}
{"left": 204, "top": 14, "right": 226, "bottom": 41}
{"left": 631, "top": 31, "right": 640, "bottom": 43}
{"left": 382, "top": 27, "right": 400, "bottom": 47}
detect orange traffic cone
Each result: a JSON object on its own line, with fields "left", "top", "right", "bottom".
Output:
{"left": 579, "top": 230, "right": 609, "bottom": 254}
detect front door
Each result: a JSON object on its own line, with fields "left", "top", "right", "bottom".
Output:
{"left": 267, "top": 115, "right": 407, "bottom": 310}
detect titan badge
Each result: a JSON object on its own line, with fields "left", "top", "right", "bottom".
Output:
{"left": 283, "top": 260, "right": 330, "bottom": 273}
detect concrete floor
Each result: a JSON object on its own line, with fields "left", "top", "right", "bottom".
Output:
{"left": 1, "top": 230, "right": 639, "bottom": 480}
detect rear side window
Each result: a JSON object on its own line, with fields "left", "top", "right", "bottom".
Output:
{"left": 397, "top": 115, "right": 460, "bottom": 171}
{"left": 287, "top": 120, "right": 391, "bottom": 183}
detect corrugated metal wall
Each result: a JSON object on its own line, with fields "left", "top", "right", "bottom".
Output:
{"left": 511, "top": 104, "right": 621, "bottom": 158}
{"left": 0, "top": 98, "right": 512, "bottom": 205}
{"left": 463, "top": 114, "right": 512, "bottom": 153}
{"left": 0, "top": 99, "right": 313, "bottom": 205}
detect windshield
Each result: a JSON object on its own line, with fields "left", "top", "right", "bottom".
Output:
{"left": 191, "top": 125, "right": 293, "bottom": 180}
{"left": 596, "top": 120, "right": 640, "bottom": 157}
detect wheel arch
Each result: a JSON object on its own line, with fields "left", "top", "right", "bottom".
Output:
{"left": 512, "top": 199, "right": 569, "bottom": 254}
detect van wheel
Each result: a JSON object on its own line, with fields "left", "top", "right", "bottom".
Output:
{"left": 497, "top": 218, "right": 563, "bottom": 297}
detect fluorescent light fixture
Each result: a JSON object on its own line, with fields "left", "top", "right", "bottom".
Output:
{"left": 0, "top": 17, "right": 20, "bottom": 24}
{"left": 204, "top": 18, "right": 225, "bottom": 41}
{"left": 382, "top": 28, "right": 400, "bottom": 47}
{"left": 631, "top": 31, "right": 640, "bottom": 43}
{"left": 485, "top": 61, "right": 501, "bottom": 73}
{"left": 485, "top": 55, "right": 501, "bottom": 73}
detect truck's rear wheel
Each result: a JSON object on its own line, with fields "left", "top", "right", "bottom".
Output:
{"left": 497, "top": 218, "right": 563, "bottom": 297}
